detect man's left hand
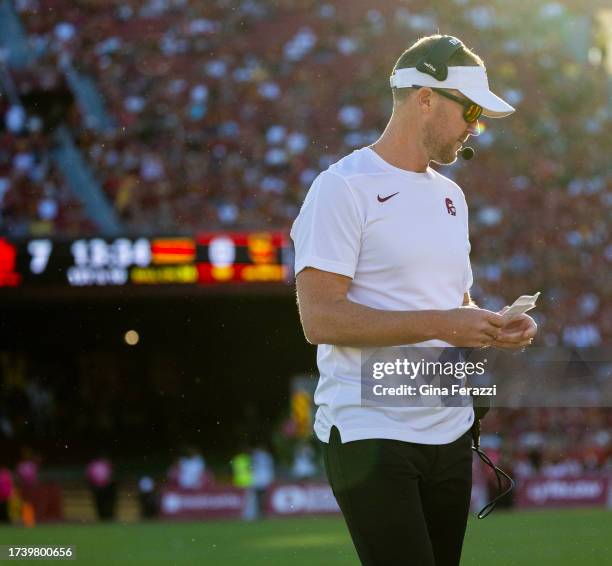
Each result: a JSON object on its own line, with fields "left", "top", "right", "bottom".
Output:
{"left": 490, "top": 312, "right": 538, "bottom": 349}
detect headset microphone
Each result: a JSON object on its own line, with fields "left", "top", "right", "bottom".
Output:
{"left": 460, "top": 147, "right": 475, "bottom": 160}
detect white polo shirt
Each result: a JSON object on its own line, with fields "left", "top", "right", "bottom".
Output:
{"left": 290, "top": 146, "right": 475, "bottom": 445}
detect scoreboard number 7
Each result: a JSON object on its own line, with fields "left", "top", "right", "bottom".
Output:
{"left": 27, "top": 239, "right": 53, "bottom": 275}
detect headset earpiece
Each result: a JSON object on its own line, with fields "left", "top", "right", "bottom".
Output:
{"left": 416, "top": 36, "right": 464, "bottom": 81}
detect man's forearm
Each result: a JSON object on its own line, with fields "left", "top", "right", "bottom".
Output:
{"left": 301, "top": 298, "right": 449, "bottom": 347}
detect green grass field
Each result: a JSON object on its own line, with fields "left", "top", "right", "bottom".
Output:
{"left": 0, "top": 509, "right": 610, "bottom": 565}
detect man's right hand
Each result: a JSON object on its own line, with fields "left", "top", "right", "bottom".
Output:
{"left": 437, "top": 307, "right": 505, "bottom": 347}
{"left": 296, "top": 268, "right": 507, "bottom": 348}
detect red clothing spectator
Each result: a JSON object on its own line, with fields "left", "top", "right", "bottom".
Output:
{"left": 0, "top": 468, "right": 14, "bottom": 523}
{"left": 86, "top": 457, "right": 117, "bottom": 520}
{"left": 86, "top": 458, "right": 112, "bottom": 488}
{"left": 16, "top": 459, "right": 39, "bottom": 487}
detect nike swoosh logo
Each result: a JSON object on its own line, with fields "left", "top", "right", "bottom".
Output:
{"left": 377, "top": 192, "right": 399, "bottom": 203}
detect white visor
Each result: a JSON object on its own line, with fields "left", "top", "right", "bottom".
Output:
{"left": 389, "top": 66, "right": 515, "bottom": 118}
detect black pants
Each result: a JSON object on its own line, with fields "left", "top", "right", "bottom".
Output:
{"left": 322, "top": 426, "right": 473, "bottom": 566}
{"left": 0, "top": 501, "right": 9, "bottom": 523}
{"left": 91, "top": 483, "right": 117, "bottom": 520}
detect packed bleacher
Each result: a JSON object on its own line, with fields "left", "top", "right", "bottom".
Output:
{"left": 0, "top": 95, "right": 94, "bottom": 236}
{"left": 1, "top": 0, "right": 608, "bottom": 345}
{"left": 0, "top": 0, "right": 610, "bottom": 503}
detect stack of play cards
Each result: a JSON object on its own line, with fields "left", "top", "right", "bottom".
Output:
{"left": 500, "top": 292, "right": 541, "bottom": 323}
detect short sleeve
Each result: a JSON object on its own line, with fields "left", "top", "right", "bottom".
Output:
{"left": 290, "top": 170, "right": 363, "bottom": 278}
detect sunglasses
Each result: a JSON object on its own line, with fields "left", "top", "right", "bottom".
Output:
{"left": 413, "top": 86, "right": 483, "bottom": 123}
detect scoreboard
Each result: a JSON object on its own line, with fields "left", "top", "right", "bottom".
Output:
{"left": 0, "top": 231, "right": 294, "bottom": 292}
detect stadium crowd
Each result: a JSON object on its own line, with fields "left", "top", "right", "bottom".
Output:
{"left": 0, "top": 95, "right": 94, "bottom": 236}
{"left": 0, "top": 0, "right": 608, "bottom": 346}
{"left": 0, "top": 0, "right": 610, "bottom": 499}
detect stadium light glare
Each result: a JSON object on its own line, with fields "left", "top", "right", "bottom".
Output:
{"left": 124, "top": 329, "right": 140, "bottom": 346}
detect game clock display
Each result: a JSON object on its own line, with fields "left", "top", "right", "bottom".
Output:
{"left": 0, "top": 232, "right": 293, "bottom": 291}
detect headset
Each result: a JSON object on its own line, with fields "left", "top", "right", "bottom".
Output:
{"left": 471, "top": 397, "right": 515, "bottom": 519}
{"left": 437, "top": 346, "right": 515, "bottom": 517}
{"left": 465, "top": 351, "right": 515, "bottom": 519}
{"left": 413, "top": 40, "right": 514, "bottom": 514}
{"left": 414, "top": 36, "right": 478, "bottom": 160}
{"left": 416, "top": 35, "right": 464, "bottom": 81}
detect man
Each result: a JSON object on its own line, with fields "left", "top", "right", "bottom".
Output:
{"left": 290, "top": 35, "right": 537, "bottom": 566}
